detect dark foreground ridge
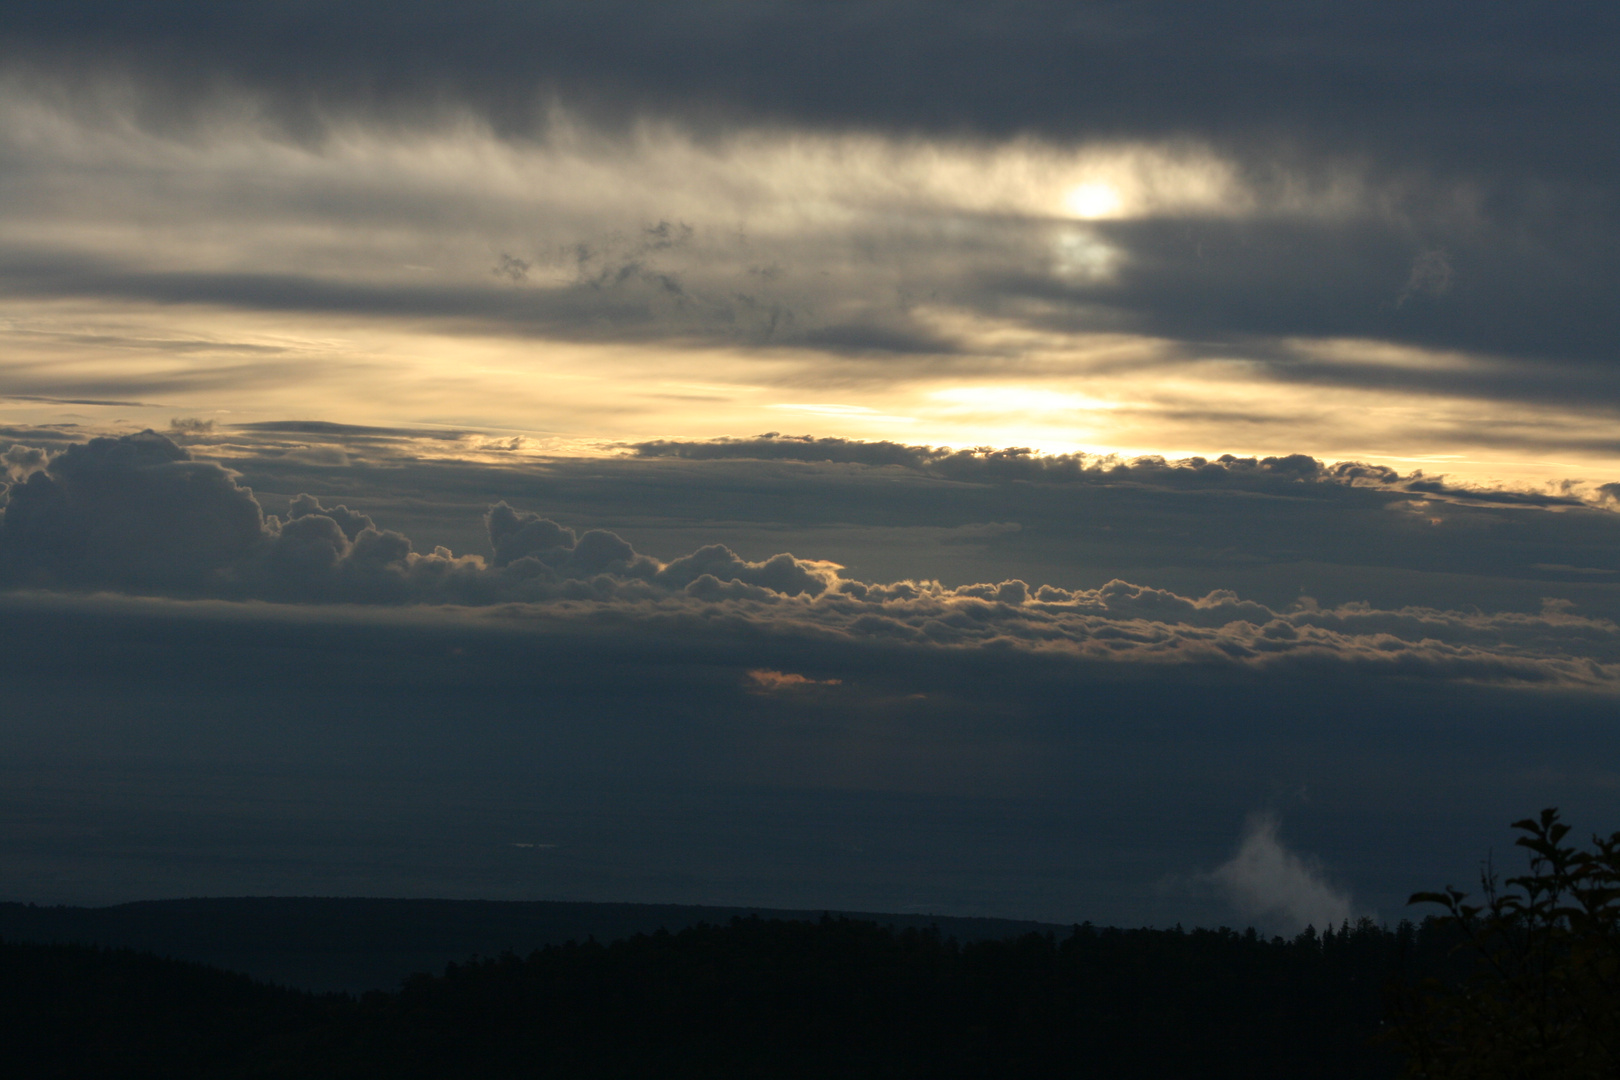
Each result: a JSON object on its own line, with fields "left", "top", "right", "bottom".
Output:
{"left": 0, "top": 907, "right": 1446, "bottom": 1079}
{"left": 0, "top": 897, "right": 1060, "bottom": 993}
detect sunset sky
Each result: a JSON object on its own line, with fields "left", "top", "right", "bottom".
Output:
{"left": 4, "top": 3, "right": 1620, "bottom": 932}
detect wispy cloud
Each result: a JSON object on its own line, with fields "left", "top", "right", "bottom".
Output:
{"left": 1395, "top": 248, "right": 1453, "bottom": 308}
{"left": 745, "top": 669, "right": 843, "bottom": 693}
{"left": 1212, "top": 815, "right": 1356, "bottom": 933}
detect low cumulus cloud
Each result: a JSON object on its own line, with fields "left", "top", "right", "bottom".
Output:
{"left": 1212, "top": 815, "right": 1356, "bottom": 933}
{"left": 2, "top": 431, "right": 1618, "bottom": 689}
{"left": 632, "top": 435, "right": 1600, "bottom": 509}
{"left": 2, "top": 443, "right": 49, "bottom": 482}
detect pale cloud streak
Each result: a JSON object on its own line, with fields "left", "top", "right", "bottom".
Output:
{"left": 1213, "top": 815, "right": 1357, "bottom": 933}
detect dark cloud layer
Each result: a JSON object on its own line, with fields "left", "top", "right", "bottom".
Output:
{"left": 1053, "top": 215, "right": 1620, "bottom": 373}
{"left": 5, "top": 2, "right": 1615, "bottom": 183}
{"left": 631, "top": 434, "right": 1594, "bottom": 510}
{"left": 142, "top": 424, "right": 1620, "bottom": 614}
{"left": 4, "top": 431, "right": 1618, "bottom": 691}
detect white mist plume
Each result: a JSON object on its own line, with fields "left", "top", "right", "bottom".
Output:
{"left": 1213, "top": 814, "right": 1354, "bottom": 932}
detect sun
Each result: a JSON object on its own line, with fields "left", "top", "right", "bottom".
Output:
{"left": 1064, "top": 182, "right": 1123, "bottom": 220}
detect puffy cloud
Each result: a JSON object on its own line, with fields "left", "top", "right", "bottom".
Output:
{"left": 2, "top": 431, "right": 1617, "bottom": 689}
{"left": 287, "top": 492, "right": 372, "bottom": 541}
{"left": 3, "top": 443, "right": 49, "bottom": 482}
{"left": 657, "top": 546, "right": 839, "bottom": 599}
{"left": 0, "top": 430, "right": 267, "bottom": 590}
{"left": 486, "top": 502, "right": 577, "bottom": 566}
{"left": 486, "top": 501, "right": 659, "bottom": 581}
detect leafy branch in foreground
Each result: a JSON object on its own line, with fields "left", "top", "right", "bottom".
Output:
{"left": 1393, "top": 809, "right": 1620, "bottom": 1079}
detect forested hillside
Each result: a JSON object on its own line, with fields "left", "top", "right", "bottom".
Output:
{"left": 0, "top": 897, "right": 1059, "bottom": 993}
{"left": 3, "top": 915, "right": 1447, "bottom": 1079}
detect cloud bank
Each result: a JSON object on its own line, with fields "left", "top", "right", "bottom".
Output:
{"left": 3, "top": 431, "right": 1617, "bottom": 690}
{"left": 631, "top": 434, "right": 1603, "bottom": 509}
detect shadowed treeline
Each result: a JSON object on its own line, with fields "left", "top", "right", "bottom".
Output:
{"left": 0, "top": 939, "right": 331, "bottom": 1079}
{"left": 2, "top": 913, "right": 1455, "bottom": 1079}
{"left": 0, "top": 898, "right": 1060, "bottom": 993}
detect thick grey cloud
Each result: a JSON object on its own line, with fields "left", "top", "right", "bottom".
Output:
{"left": 631, "top": 434, "right": 1594, "bottom": 509}
{"left": 4, "top": 431, "right": 1618, "bottom": 690}
{"left": 286, "top": 492, "right": 371, "bottom": 542}
{"left": 78, "top": 421, "right": 1610, "bottom": 633}
{"left": 1024, "top": 214, "right": 1620, "bottom": 372}
{"left": 0, "top": 430, "right": 266, "bottom": 590}
{"left": 148, "top": 425, "right": 1620, "bottom": 617}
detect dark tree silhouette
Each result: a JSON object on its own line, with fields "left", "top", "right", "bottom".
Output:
{"left": 1393, "top": 809, "right": 1620, "bottom": 1078}
{"left": 5, "top": 910, "right": 1435, "bottom": 1078}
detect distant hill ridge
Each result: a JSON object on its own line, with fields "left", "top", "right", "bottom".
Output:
{"left": 2, "top": 913, "right": 1418, "bottom": 1078}
{"left": 0, "top": 896, "right": 1063, "bottom": 992}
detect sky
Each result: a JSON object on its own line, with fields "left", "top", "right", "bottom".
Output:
{"left": 3, "top": 2, "right": 1620, "bottom": 932}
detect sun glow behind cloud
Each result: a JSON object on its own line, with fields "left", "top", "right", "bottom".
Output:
{"left": 5, "top": 299, "right": 1620, "bottom": 492}
{"left": 1064, "top": 183, "right": 1123, "bottom": 220}
{"left": 0, "top": 88, "right": 1616, "bottom": 491}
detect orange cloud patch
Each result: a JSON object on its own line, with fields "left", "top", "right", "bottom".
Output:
{"left": 745, "top": 669, "right": 843, "bottom": 692}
